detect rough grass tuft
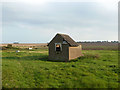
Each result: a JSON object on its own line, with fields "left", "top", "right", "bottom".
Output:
{"left": 78, "top": 53, "right": 100, "bottom": 59}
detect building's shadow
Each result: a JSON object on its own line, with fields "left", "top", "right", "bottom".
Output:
{"left": 2, "top": 55, "right": 48, "bottom": 61}
{"left": 2, "top": 55, "right": 66, "bottom": 62}
{"left": 2, "top": 54, "right": 79, "bottom": 62}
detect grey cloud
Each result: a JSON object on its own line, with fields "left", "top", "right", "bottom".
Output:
{"left": 2, "top": 2, "right": 118, "bottom": 43}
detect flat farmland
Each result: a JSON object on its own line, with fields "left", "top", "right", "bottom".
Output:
{"left": 1, "top": 43, "right": 119, "bottom": 88}
{"left": 1, "top": 43, "right": 47, "bottom": 48}
{"left": 1, "top": 42, "right": 118, "bottom": 50}
{"left": 1, "top": 43, "right": 48, "bottom": 50}
{"left": 78, "top": 42, "right": 118, "bottom": 50}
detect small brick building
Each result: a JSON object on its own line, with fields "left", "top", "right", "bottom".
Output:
{"left": 47, "top": 33, "right": 82, "bottom": 61}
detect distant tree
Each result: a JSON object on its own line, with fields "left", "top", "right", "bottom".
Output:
{"left": 7, "top": 44, "right": 12, "bottom": 48}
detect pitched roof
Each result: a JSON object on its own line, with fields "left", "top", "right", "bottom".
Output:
{"left": 58, "top": 33, "right": 79, "bottom": 46}
{"left": 48, "top": 33, "right": 79, "bottom": 47}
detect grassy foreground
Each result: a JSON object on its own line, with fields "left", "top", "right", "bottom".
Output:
{"left": 2, "top": 49, "right": 119, "bottom": 88}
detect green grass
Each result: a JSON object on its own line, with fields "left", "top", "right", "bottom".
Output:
{"left": 82, "top": 45, "right": 118, "bottom": 50}
{"left": 2, "top": 49, "right": 119, "bottom": 88}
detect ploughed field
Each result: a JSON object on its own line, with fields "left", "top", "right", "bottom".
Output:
{"left": 2, "top": 46, "right": 119, "bottom": 88}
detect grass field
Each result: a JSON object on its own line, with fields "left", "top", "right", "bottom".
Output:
{"left": 2, "top": 48, "right": 119, "bottom": 88}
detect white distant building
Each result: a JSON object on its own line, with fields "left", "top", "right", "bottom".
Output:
{"left": 28, "top": 48, "right": 32, "bottom": 50}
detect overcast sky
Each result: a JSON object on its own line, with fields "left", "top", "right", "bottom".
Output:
{"left": 1, "top": 0, "right": 118, "bottom": 43}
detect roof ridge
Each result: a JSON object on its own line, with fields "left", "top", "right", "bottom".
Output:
{"left": 57, "top": 33, "right": 68, "bottom": 35}
{"left": 58, "top": 33, "right": 78, "bottom": 46}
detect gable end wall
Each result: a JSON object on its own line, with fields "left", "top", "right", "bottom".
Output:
{"left": 69, "top": 45, "right": 82, "bottom": 60}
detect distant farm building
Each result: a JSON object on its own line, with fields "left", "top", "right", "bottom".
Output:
{"left": 47, "top": 33, "right": 83, "bottom": 61}
{"left": 13, "top": 41, "right": 19, "bottom": 44}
